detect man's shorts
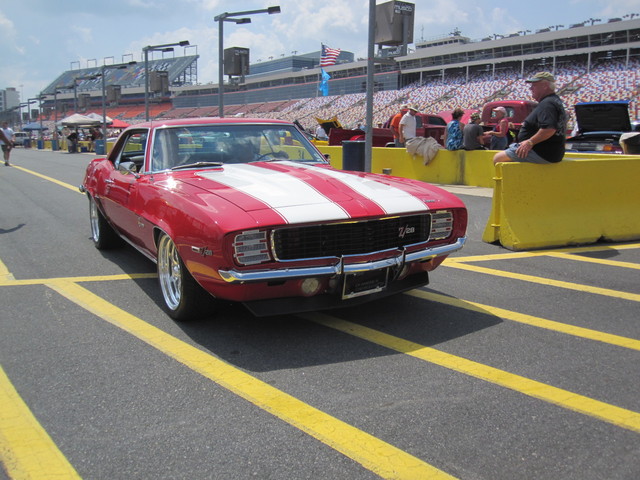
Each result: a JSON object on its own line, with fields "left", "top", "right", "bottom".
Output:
{"left": 503, "top": 142, "right": 551, "bottom": 164}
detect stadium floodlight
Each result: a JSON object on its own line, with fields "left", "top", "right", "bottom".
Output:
{"left": 101, "top": 61, "right": 136, "bottom": 142}
{"left": 143, "top": 41, "right": 190, "bottom": 121}
{"left": 73, "top": 74, "right": 101, "bottom": 112}
{"left": 214, "top": 6, "right": 281, "bottom": 118}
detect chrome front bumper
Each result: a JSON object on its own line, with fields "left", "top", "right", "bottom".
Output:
{"left": 218, "top": 236, "right": 466, "bottom": 284}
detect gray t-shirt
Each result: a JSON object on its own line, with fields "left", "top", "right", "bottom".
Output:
{"left": 463, "top": 122, "right": 484, "bottom": 150}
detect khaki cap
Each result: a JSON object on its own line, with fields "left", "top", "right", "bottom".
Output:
{"left": 525, "top": 71, "right": 555, "bottom": 83}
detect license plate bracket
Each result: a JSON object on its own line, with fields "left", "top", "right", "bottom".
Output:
{"left": 342, "top": 268, "right": 389, "bottom": 299}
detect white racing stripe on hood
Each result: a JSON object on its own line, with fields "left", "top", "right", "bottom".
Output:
{"left": 280, "top": 161, "right": 428, "bottom": 214}
{"left": 197, "top": 164, "right": 349, "bottom": 224}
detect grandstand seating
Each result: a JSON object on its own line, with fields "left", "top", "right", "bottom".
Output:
{"left": 245, "top": 58, "right": 639, "bottom": 132}
{"left": 34, "top": 58, "right": 639, "bottom": 135}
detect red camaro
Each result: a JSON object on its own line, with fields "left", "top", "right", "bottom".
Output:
{"left": 81, "top": 118, "right": 467, "bottom": 320}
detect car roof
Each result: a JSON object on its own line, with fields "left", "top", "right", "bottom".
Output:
{"left": 132, "top": 117, "right": 292, "bottom": 130}
{"left": 574, "top": 101, "right": 631, "bottom": 133}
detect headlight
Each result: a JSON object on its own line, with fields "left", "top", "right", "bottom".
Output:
{"left": 233, "top": 230, "right": 271, "bottom": 265}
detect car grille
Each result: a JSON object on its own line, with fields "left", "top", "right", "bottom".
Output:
{"left": 272, "top": 213, "right": 432, "bottom": 260}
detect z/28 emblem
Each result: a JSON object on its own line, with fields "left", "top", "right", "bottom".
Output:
{"left": 398, "top": 225, "right": 416, "bottom": 238}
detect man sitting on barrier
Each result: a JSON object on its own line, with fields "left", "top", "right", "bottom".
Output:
{"left": 493, "top": 72, "right": 567, "bottom": 165}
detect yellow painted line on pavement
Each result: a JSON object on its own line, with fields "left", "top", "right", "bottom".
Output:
{"left": 301, "top": 312, "right": 640, "bottom": 434}
{"left": 46, "top": 280, "right": 456, "bottom": 480}
{"left": 0, "top": 258, "right": 15, "bottom": 282}
{"left": 545, "top": 252, "right": 640, "bottom": 270}
{"left": 0, "top": 365, "right": 81, "bottom": 479}
{"left": 406, "top": 290, "right": 640, "bottom": 351}
{"left": 0, "top": 272, "right": 157, "bottom": 287}
{"left": 443, "top": 262, "right": 640, "bottom": 302}
{"left": 446, "top": 242, "right": 640, "bottom": 263}
{"left": 12, "top": 165, "right": 83, "bottom": 194}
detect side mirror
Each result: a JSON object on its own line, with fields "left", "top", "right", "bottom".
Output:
{"left": 118, "top": 161, "right": 140, "bottom": 177}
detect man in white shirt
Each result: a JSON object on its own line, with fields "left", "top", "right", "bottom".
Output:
{"left": 315, "top": 124, "right": 328, "bottom": 140}
{"left": 398, "top": 105, "right": 419, "bottom": 144}
{"left": 1, "top": 122, "right": 15, "bottom": 166}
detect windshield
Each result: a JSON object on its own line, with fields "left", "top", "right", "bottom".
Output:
{"left": 150, "top": 123, "right": 326, "bottom": 171}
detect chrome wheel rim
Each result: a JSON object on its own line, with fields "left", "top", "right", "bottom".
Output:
{"left": 158, "top": 235, "right": 182, "bottom": 311}
{"left": 89, "top": 199, "right": 100, "bottom": 243}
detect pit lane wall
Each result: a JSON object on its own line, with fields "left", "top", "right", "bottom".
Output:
{"left": 481, "top": 157, "right": 640, "bottom": 250}
{"left": 316, "top": 145, "right": 640, "bottom": 251}
{"left": 316, "top": 146, "right": 496, "bottom": 187}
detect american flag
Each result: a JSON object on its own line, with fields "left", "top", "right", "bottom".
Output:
{"left": 320, "top": 44, "right": 341, "bottom": 67}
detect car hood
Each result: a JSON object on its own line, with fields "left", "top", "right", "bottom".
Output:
{"left": 178, "top": 161, "right": 449, "bottom": 224}
{"left": 574, "top": 101, "right": 631, "bottom": 134}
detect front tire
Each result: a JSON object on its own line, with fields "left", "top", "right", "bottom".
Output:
{"left": 157, "top": 233, "right": 213, "bottom": 321}
{"left": 89, "top": 196, "right": 121, "bottom": 249}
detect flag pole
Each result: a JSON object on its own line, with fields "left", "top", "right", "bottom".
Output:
{"left": 317, "top": 44, "right": 321, "bottom": 97}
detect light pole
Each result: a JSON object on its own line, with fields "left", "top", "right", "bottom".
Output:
{"left": 101, "top": 61, "right": 136, "bottom": 142}
{"left": 143, "top": 41, "right": 190, "bottom": 121}
{"left": 38, "top": 94, "right": 46, "bottom": 138}
{"left": 19, "top": 100, "right": 36, "bottom": 130}
{"left": 214, "top": 6, "right": 281, "bottom": 118}
{"left": 46, "top": 88, "right": 66, "bottom": 148}
{"left": 51, "top": 88, "right": 64, "bottom": 124}
{"left": 27, "top": 98, "right": 40, "bottom": 124}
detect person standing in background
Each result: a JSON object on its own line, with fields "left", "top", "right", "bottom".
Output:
{"left": 1, "top": 121, "right": 15, "bottom": 166}
{"left": 444, "top": 108, "right": 465, "bottom": 150}
{"left": 398, "top": 105, "right": 419, "bottom": 145}
{"left": 390, "top": 104, "right": 408, "bottom": 147}
{"left": 486, "top": 106, "right": 509, "bottom": 150}
{"left": 463, "top": 113, "right": 485, "bottom": 150}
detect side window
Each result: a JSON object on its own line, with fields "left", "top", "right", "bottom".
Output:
{"left": 115, "top": 131, "right": 147, "bottom": 172}
{"left": 152, "top": 129, "right": 181, "bottom": 171}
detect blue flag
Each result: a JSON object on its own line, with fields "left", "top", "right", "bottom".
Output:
{"left": 319, "top": 68, "right": 331, "bottom": 96}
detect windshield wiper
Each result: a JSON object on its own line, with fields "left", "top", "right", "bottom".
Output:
{"left": 171, "top": 161, "right": 223, "bottom": 171}
{"left": 251, "top": 152, "right": 289, "bottom": 162}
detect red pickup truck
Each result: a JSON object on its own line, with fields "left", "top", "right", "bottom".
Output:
{"left": 326, "top": 113, "right": 447, "bottom": 147}
{"left": 481, "top": 100, "right": 537, "bottom": 131}
{"left": 321, "top": 100, "right": 536, "bottom": 147}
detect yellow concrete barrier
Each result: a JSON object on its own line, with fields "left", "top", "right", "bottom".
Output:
{"left": 316, "top": 145, "right": 496, "bottom": 187}
{"left": 483, "top": 158, "right": 640, "bottom": 250}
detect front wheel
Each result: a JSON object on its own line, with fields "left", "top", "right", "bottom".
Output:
{"left": 157, "top": 233, "right": 213, "bottom": 321}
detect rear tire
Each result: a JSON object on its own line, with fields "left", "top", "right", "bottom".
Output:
{"left": 89, "top": 196, "right": 121, "bottom": 249}
{"left": 157, "top": 232, "right": 214, "bottom": 321}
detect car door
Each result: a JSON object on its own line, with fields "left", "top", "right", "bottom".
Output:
{"left": 100, "top": 130, "right": 148, "bottom": 246}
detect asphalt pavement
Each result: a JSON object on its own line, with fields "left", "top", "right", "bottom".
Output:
{"left": 0, "top": 147, "right": 638, "bottom": 480}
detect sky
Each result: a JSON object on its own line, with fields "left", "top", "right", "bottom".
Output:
{"left": 2, "top": 0, "right": 639, "bottom": 104}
